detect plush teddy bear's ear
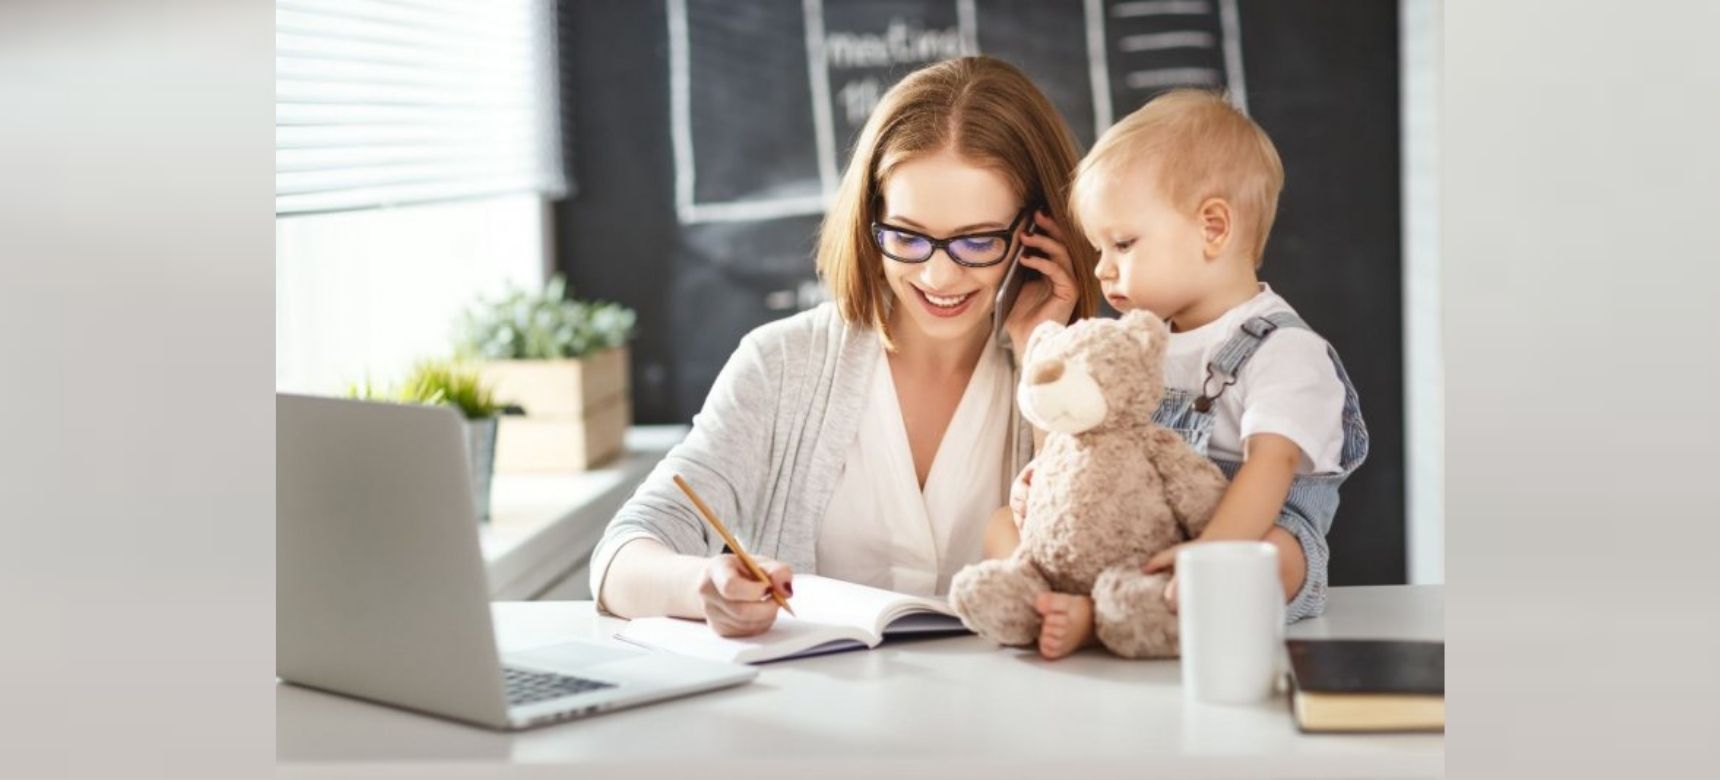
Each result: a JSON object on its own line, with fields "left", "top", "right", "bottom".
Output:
{"left": 1119, "top": 308, "right": 1169, "bottom": 360}
{"left": 1023, "top": 320, "right": 1064, "bottom": 362}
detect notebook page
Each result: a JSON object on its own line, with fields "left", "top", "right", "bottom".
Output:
{"left": 788, "top": 575, "right": 957, "bottom": 634}
{"left": 615, "top": 614, "right": 868, "bottom": 664}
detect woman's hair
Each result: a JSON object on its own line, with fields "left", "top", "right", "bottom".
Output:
{"left": 815, "top": 56, "right": 1101, "bottom": 342}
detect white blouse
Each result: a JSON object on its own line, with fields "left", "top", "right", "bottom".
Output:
{"left": 816, "top": 342, "right": 1014, "bottom": 597}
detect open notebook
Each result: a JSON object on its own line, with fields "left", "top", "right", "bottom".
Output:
{"left": 614, "top": 575, "right": 969, "bottom": 664}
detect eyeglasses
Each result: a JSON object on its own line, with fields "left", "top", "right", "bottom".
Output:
{"left": 870, "top": 207, "right": 1030, "bottom": 268}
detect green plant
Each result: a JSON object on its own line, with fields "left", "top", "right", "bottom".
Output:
{"left": 343, "top": 374, "right": 390, "bottom": 402}
{"left": 398, "top": 360, "right": 504, "bottom": 420}
{"left": 455, "top": 274, "right": 637, "bottom": 360}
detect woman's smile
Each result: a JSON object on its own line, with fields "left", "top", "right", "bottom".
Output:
{"left": 912, "top": 285, "right": 979, "bottom": 318}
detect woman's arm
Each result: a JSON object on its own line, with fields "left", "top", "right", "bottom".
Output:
{"left": 589, "top": 328, "right": 784, "bottom": 619}
{"left": 982, "top": 506, "right": 1020, "bottom": 559}
{"left": 602, "top": 538, "right": 795, "bottom": 637}
{"left": 599, "top": 538, "right": 709, "bottom": 618}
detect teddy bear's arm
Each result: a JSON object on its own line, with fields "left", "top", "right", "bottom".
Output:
{"left": 1145, "top": 427, "right": 1229, "bottom": 540}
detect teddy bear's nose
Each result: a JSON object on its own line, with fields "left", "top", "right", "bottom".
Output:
{"left": 1028, "top": 359, "right": 1065, "bottom": 386}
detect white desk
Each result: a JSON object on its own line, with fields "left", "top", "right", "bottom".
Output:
{"left": 278, "top": 585, "right": 1442, "bottom": 778}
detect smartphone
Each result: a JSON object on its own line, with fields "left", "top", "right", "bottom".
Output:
{"left": 992, "top": 211, "right": 1046, "bottom": 346}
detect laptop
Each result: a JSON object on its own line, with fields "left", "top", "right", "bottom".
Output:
{"left": 277, "top": 393, "right": 756, "bottom": 730}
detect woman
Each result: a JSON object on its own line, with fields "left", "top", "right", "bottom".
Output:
{"left": 591, "top": 56, "right": 1100, "bottom": 637}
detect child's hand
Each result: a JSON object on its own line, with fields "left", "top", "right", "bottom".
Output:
{"left": 1144, "top": 542, "right": 1193, "bottom": 575}
{"left": 1008, "top": 461, "right": 1036, "bottom": 530}
{"left": 1144, "top": 544, "right": 1191, "bottom": 614}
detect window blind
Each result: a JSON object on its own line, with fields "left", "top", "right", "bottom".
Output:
{"left": 276, "top": 0, "right": 567, "bottom": 215}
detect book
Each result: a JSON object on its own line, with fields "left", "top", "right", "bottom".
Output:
{"left": 1285, "top": 639, "right": 1445, "bottom": 733}
{"left": 614, "top": 575, "right": 968, "bottom": 664}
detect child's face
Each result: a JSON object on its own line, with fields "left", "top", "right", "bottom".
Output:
{"left": 1079, "top": 165, "right": 1212, "bottom": 322}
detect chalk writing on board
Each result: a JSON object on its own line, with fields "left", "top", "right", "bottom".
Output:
{"left": 667, "top": 0, "right": 1245, "bottom": 225}
{"left": 830, "top": 17, "right": 970, "bottom": 124}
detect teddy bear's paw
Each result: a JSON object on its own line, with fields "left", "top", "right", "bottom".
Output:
{"left": 1092, "top": 568, "right": 1180, "bottom": 659}
{"left": 949, "top": 559, "right": 1048, "bottom": 647}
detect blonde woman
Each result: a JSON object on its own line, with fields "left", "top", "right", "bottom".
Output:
{"left": 591, "top": 56, "right": 1100, "bottom": 637}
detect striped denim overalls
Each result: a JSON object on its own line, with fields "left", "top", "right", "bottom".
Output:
{"left": 1151, "top": 312, "right": 1370, "bottom": 622}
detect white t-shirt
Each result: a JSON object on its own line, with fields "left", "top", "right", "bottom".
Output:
{"left": 1163, "top": 284, "right": 1347, "bottom": 475}
{"left": 816, "top": 342, "right": 1013, "bottom": 597}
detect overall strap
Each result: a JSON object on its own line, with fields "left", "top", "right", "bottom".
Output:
{"left": 1194, "top": 312, "right": 1309, "bottom": 412}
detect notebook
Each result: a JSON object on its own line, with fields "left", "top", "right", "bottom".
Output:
{"left": 1285, "top": 639, "right": 1445, "bottom": 733}
{"left": 615, "top": 575, "right": 968, "bottom": 664}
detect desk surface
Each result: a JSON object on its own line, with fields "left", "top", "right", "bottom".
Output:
{"left": 278, "top": 586, "right": 1443, "bottom": 779}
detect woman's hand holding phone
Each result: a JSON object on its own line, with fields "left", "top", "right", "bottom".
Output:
{"left": 1001, "top": 208, "right": 1082, "bottom": 358}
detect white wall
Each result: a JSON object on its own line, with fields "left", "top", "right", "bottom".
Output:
{"left": 1402, "top": 0, "right": 1443, "bottom": 583}
{"left": 275, "top": 194, "right": 551, "bottom": 395}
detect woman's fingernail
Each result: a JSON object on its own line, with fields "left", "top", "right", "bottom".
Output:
{"left": 784, "top": 582, "right": 795, "bottom": 596}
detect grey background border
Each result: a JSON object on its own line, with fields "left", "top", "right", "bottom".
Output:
{"left": 1, "top": 1, "right": 274, "bottom": 777}
{"left": 1444, "top": 0, "right": 1720, "bottom": 777}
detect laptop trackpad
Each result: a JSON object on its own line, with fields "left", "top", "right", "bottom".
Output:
{"left": 505, "top": 641, "right": 642, "bottom": 672}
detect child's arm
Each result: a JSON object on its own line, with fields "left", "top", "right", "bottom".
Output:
{"left": 1193, "top": 433, "right": 1300, "bottom": 542}
{"left": 1145, "top": 433, "right": 1300, "bottom": 566}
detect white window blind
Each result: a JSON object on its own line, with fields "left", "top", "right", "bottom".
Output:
{"left": 276, "top": 0, "right": 568, "bottom": 214}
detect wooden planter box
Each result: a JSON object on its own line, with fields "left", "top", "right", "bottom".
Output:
{"left": 478, "top": 347, "right": 631, "bottom": 473}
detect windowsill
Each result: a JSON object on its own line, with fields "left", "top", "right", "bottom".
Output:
{"left": 479, "top": 425, "right": 688, "bottom": 600}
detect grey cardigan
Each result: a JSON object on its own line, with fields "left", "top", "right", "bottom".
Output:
{"left": 589, "top": 303, "right": 1033, "bottom": 607}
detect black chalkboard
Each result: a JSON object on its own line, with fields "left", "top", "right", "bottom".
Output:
{"left": 555, "top": 0, "right": 1405, "bottom": 585}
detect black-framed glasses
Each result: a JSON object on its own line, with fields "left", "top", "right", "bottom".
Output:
{"left": 870, "top": 207, "right": 1030, "bottom": 268}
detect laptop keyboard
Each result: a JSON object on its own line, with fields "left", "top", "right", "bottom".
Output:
{"left": 502, "top": 665, "right": 616, "bottom": 706}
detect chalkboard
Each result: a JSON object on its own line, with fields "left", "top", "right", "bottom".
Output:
{"left": 555, "top": 0, "right": 1405, "bottom": 585}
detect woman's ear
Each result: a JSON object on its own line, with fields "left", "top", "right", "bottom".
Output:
{"left": 1197, "top": 197, "right": 1233, "bottom": 260}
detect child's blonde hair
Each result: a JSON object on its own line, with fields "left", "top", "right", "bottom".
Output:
{"left": 1071, "top": 89, "right": 1284, "bottom": 266}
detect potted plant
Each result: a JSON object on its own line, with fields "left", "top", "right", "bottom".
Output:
{"left": 348, "top": 361, "right": 506, "bottom": 522}
{"left": 455, "top": 275, "right": 637, "bottom": 474}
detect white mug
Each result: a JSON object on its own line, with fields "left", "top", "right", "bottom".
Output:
{"left": 1177, "top": 541, "right": 1285, "bottom": 704}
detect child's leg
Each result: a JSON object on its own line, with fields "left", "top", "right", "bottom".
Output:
{"left": 1269, "top": 512, "right": 1329, "bottom": 622}
{"left": 982, "top": 506, "right": 1021, "bottom": 559}
{"left": 1035, "top": 592, "right": 1097, "bottom": 660}
{"left": 1264, "top": 525, "right": 1308, "bottom": 603}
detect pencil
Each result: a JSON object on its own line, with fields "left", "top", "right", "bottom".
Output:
{"left": 671, "top": 474, "right": 796, "bottom": 616}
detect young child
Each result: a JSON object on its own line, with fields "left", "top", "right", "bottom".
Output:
{"left": 984, "top": 89, "right": 1369, "bottom": 659}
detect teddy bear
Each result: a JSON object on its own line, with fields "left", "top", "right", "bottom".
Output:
{"left": 949, "top": 309, "right": 1229, "bottom": 658}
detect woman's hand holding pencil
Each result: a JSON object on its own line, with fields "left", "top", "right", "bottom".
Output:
{"left": 674, "top": 474, "right": 797, "bottom": 638}
{"left": 696, "top": 555, "right": 795, "bottom": 638}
